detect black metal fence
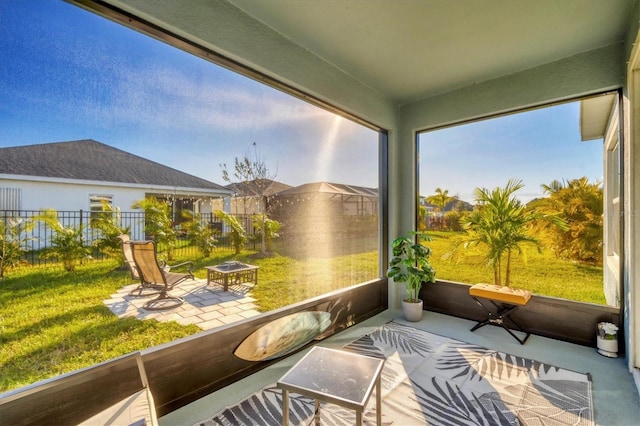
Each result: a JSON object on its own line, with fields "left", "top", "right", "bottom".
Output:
{"left": 0, "top": 210, "right": 258, "bottom": 268}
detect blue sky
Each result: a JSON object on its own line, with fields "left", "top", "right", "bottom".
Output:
{"left": 419, "top": 103, "right": 603, "bottom": 203}
{"left": 1, "top": 0, "right": 602, "bottom": 201}
{"left": 0, "top": 0, "right": 378, "bottom": 188}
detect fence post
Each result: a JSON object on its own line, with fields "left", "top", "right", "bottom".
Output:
{"left": 79, "top": 209, "right": 84, "bottom": 246}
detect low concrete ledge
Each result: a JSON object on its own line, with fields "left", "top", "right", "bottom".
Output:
{"left": 140, "top": 278, "right": 388, "bottom": 416}
{"left": 422, "top": 280, "right": 620, "bottom": 348}
{"left": 0, "top": 352, "right": 155, "bottom": 425}
{"left": 0, "top": 279, "right": 388, "bottom": 422}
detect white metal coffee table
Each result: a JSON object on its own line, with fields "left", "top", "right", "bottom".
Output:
{"left": 277, "top": 346, "right": 384, "bottom": 425}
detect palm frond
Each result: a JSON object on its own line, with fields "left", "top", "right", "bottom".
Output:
{"left": 371, "top": 323, "right": 435, "bottom": 356}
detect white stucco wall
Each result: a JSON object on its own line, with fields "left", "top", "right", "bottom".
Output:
{"left": 1, "top": 176, "right": 229, "bottom": 246}
{"left": 0, "top": 176, "right": 226, "bottom": 213}
{"left": 1, "top": 178, "right": 147, "bottom": 212}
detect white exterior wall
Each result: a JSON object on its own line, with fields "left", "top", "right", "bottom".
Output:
{"left": 1, "top": 178, "right": 147, "bottom": 212}
{"left": 0, "top": 176, "right": 229, "bottom": 213}
{"left": 1, "top": 176, "right": 229, "bottom": 247}
{"left": 0, "top": 178, "right": 143, "bottom": 249}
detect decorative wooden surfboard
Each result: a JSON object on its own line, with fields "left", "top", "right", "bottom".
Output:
{"left": 234, "top": 311, "right": 331, "bottom": 361}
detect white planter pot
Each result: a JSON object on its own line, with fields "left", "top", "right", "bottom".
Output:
{"left": 596, "top": 336, "right": 618, "bottom": 358}
{"left": 401, "top": 299, "right": 424, "bottom": 322}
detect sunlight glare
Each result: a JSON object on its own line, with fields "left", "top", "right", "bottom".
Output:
{"left": 314, "top": 115, "right": 343, "bottom": 182}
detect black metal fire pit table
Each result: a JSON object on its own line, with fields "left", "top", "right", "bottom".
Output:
{"left": 205, "top": 261, "right": 259, "bottom": 291}
{"left": 277, "top": 346, "right": 384, "bottom": 425}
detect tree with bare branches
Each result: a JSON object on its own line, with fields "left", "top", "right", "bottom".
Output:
{"left": 220, "top": 143, "right": 279, "bottom": 256}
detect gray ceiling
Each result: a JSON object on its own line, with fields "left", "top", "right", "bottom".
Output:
{"left": 229, "top": 0, "right": 635, "bottom": 105}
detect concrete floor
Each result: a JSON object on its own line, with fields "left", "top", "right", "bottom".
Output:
{"left": 160, "top": 310, "right": 640, "bottom": 426}
{"left": 101, "top": 282, "right": 640, "bottom": 426}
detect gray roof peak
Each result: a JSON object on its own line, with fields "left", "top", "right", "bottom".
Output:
{"left": 0, "top": 139, "right": 226, "bottom": 190}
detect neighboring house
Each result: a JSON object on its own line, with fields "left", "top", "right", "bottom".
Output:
{"left": 419, "top": 197, "right": 473, "bottom": 230}
{"left": 212, "top": 178, "right": 293, "bottom": 216}
{"left": 271, "top": 182, "right": 378, "bottom": 218}
{"left": 269, "top": 181, "right": 378, "bottom": 236}
{"left": 210, "top": 180, "right": 376, "bottom": 241}
{"left": 419, "top": 197, "right": 473, "bottom": 217}
{"left": 208, "top": 179, "right": 377, "bottom": 221}
{"left": 267, "top": 181, "right": 379, "bottom": 257}
{"left": 0, "top": 139, "right": 232, "bottom": 218}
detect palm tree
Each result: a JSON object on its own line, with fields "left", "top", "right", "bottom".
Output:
{"left": 535, "top": 177, "right": 603, "bottom": 263}
{"left": 131, "top": 197, "right": 177, "bottom": 260}
{"left": 425, "top": 188, "right": 454, "bottom": 230}
{"left": 35, "top": 209, "right": 91, "bottom": 272}
{"left": 0, "top": 216, "right": 34, "bottom": 277}
{"left": 453, "top": 179, "right": 566, "bottom": 286}
{"left": 91, "top": 202, "right": 130, "bottom": 265}
{"left": 216, "top": 210, "right": 247, "bottom": 254}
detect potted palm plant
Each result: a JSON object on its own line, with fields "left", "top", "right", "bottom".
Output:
{"left": 387, "top": 231, "right": 436, "bottom": 321}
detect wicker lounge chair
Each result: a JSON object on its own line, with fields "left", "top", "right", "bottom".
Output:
{"left": 129, "top": 240, "right": 194, "bottom": 310}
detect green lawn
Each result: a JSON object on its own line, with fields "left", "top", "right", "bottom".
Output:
{"left": 0, "top": 248, "right": 377, "bottom": 392}
{"left": 425, "top": 231, "right": 606, "bottom": 304}
{"left": 0, "top": 237, "right": 604, "bottom": 392}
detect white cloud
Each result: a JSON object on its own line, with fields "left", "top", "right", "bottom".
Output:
{"left": 102, "top": 64, "right": 331, "bottom": 132}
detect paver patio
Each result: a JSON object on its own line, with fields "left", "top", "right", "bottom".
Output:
{"left": 103, "top": 278, "right": 262, "bottom": 330}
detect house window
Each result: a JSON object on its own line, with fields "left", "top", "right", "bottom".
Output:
{"left": 89, "top": 194, "right": 113, "bottom": 219}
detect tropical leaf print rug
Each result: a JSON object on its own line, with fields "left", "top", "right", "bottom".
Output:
{"left": 198, "top": 322, "right": 593, "bottom": 425}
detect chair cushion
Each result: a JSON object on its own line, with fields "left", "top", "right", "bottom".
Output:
{"left": 469, "top": 283, "right": 532, "bottom": 305}
{"left": 78, "top": 388, "right": 157, "bottom": 426}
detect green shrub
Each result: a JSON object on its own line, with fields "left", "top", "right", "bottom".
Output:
{"left": 91, "top": 203, "right": 130, "bottom": 265}
{"left": 216, "top": 210, "right": 246, "bottom": 254}
{"left": 131, "top": 197, "right": 177, "bottom": 259}
{"left": 0, "top": 216, "right": 33, "bottom": 277}
{"left": 36, "top": 209, "right": 90, "bottom": 272}
{"left": 252, "top": 214, "right": 281, "bottom": 253}
{"left": 183, "top": 212, "right": 218, "bottom": 257}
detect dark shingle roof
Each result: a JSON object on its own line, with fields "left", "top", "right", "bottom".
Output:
{"left": 225, "top": 179, "right": 292, "bottom": 197}
{"left": 275, "top": 182, "right": 378, "bottom": 198}
{"left": 0, "top": 139, "right": 227, "bottom": 191}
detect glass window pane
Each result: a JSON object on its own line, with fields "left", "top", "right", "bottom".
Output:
{"left": 0, "top": 0, "right": 381, "bottom": 391}
{"left": 418, "top": 100, "right": 609, "bottom": 305}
